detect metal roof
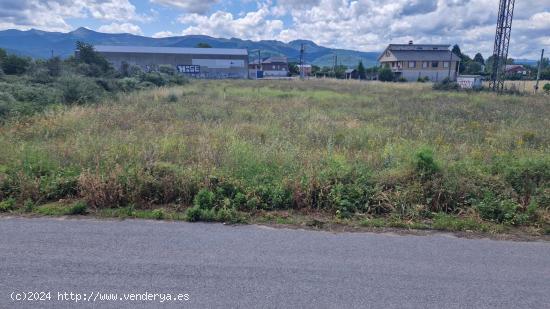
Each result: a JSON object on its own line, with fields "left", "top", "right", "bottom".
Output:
{"left": 385, "top": 50, "right": 461, "bottom": 61}
{"left": 388, "top": 44, "right": 450, "bottom": 50}
{"left": 94, "top": 45, "right": 248, "bottom": 56}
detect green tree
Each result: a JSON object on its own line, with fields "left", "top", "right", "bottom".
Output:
{"left": 311, "top": 65, "right": 320, "bottom": 76}
{"left": 378, "top": 65, "right": 394, "bottom": 82}
{"left": 473, "top": 53, "right": 485, "bottom": 65}
{"left": 75, "top": 41, "right": 112, "bottom": 73}
{"left": 464, "top": 61, "right": 482, "bottom": 74}
{"left": 288, "top": 63, "right": 299, "bottom": 75}
{"left": 1, "top": 54, "right": 30, "bottom": 75}
{"left": 537, "top": 57, "right": 549, "bottom": 70}
{"left": 452, "top": 45, "right": 463, "bottom": 58}
{"left": 357, "top": 61, "right": 366, "bottom": 80}
{"left": 196, "top": 43, "right": 212, "bottom": 48}
{"left": 45, "top": 56, "right": 62, "bottom": 77}
{"left": 0, "top": 48, "right": 6, "bottom": 63}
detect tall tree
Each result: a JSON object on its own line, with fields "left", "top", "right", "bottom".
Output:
{"left": 357, "top": 61, "right": 366, "bottom": 80}
{"left": 452, "top": 44, "right": 463, "bottom": 58}
{"left": 473, "top": 53, "right": 485, "bottom": 65}
{"left": 378, "top": 65, "right": 394, "bottom": 82}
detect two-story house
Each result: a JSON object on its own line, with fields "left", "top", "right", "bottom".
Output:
{"left": 378, "top": 42, "right": 461, "bottom": 82}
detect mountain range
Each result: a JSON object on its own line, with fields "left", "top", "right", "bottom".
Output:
{"left": 0, "top": 27, "right": 380, "bottom": 68}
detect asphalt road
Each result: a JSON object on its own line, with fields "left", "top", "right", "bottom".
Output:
{"left": 0, "top": 217, "right": 548, "bottom": 309}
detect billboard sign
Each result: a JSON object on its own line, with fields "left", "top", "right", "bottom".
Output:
{"left": 177, "top": 65, "right": 200, "bottom": 74}
{"left": 457, "top": 75, "right": 482, "bottom": 89}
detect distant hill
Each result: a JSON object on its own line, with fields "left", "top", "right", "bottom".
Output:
{"left": 0, "top": 27, "right": 380, "bottom": 68}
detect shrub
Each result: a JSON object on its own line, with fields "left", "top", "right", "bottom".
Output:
{"left": 433, "top": 77, "right": 459, "bottom": 91}
{"left": 194, "top": 189, "right": 216, "bottom": 209}
{"left": 0, "top": 92, "right": 16, "bottom": 118}
{"left": 142, "top": 73, "right": 166, "bottom": 86}
{"left": 45, "top": 57, "right": 62, "bottom": 77}
{"left": 57, "top": 75, "right": 103, "bottom": 104}
{"left": 117, "top": 77, "right": 139, "bottom": 92}
{"left": 493, "top": 157, "right": 550, "bottom": 206}
{"left": 39, "top": 172, "right": 79, "bottom": 201}
{"left": 0, "top": 197, "right": 16, "bottom": 212}
{"left": 397, "top": 77, "right": 407, "bottom": 83}
{"left": 24, "top": 199, "right": 35, "bottom": 213}
{"left": 68, "top": 201, "right": 87, "bottom": 215}
{"left": 78, "top": 170, "right": 126, "bottom": 209}
{"left": 415, "top": 147, "right": 440, "bottom": 178}
{"left": 378, "top": 65, "right": 394, "bottom": 82}
{"left": 151, "top": 209, "right": 164, "bottom": 220}
{"left": 417, "top": 76, "right": 429, "bottom": 83}
{"left": 543, "top": 83, "right": 550, "bottom": 94}
{"left": 159, "top": 65, "right": 176, "bottom": 76}
{"left": 476, "top": 193, "right": 524, "bottom": 224}
{"left": 1, "top": 54, "right": 30, "bottom": 75}
{"left": 166, "top": 93, "right": 178, "bottom": 102}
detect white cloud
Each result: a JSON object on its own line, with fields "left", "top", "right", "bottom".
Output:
{"left": 153, "top": 30, "right": 177, "bottom": 38}
{"left": 178, "top": 4, "right": 284, "bottom": 40}
{"left": 0, "top": 0, "right": 548, "bottom": 59}
{"left": 272, "top": 0, "right": 550, "bottom": 58}
{"left": 98, "top": 22, "right": 143, "bottom": 35}
{"left": 0, "top": 0, "right": 146, "bottom": 32}
{"left": 150, "top": 0, "right": 219, "bottom": 14}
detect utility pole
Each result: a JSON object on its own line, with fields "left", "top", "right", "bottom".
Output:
{"left": 334, "top": 54, "right": 338, "bottom": 79}
{"left": 299, "top": 43, "right": 305, "bottom": 80}
{"left": 535, "top": 49, "right": 544, "bottom": 93}
{"left": 489, "top": 0, "right": 516, "bottom": 92}
{"left": 447, "top": 49, "right": 453, "bottom": 80}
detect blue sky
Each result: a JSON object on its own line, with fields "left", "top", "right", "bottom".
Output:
{"left": 0, "top": 0, "right": 548, "bottom": 58}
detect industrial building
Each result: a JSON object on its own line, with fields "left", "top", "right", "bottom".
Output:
{"left": 94, "top": 45, "right": 249, "bottom": 79}
{"left": 248, "top": 56, "right": 289, "bottom": 78}
{"left": 378, "top": 42, "right": 461, "bottom": 82}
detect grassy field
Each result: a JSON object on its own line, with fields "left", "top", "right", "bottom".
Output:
{"left": 0, "top": 80, "right": 548, "bottom": 234}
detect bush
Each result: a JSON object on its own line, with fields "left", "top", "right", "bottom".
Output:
{"left": 476, "top": 193, "right": 525, "bottom": 225}
{"left": 117, "top": 77, "right": 140, "bottom": 92}
{"left": 68, "top": 201, "right": 87, "bottom": 215}
{"left": 0, "top": 197, "right": 16, "bottom": 212}
{"left": 194, "top": 189, "right": 216, "bottom": 209}
{"left": 543, "top": 83, "right": 550, "bottom": 94}
{"left": 2, "top": 54, "right": 30, "bottom": 75}
{"left": 151, "top": 209, "right": 164, "bottom": 220}
{"left": 417, "top": 76, "right": 429, "bottom": 83}
{"left": 378, "top": 66, "right": 394, "bottom": 82}
{"left": 159, "top": 65, "right": 176, "bottom": 76}
{"left": 0, "top": 92, "right": 16, "bottom": 118}
{"left": 493, "top": 157, "right": 550, "bottom": 207}
{"left": 397, "top": 77, "right": 407, "bottom": 83}
{"left": 142, "top": 73, "right": 166, "bottom": 87}
{"left": 433, "top": 77, "right": 459, "bottom": 91}
{"left": 24, "top": 199, "right": 35, "bottom": 213}
{"left": 45, "top": 57, "right": 62, "bottom": 77}
{"left": 415, "top": 147, "right": 440, "bottom": 178}
{"left": 57, "top": 75, "right": 103, "bottom": 104}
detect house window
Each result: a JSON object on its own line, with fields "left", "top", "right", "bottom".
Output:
{"left": 443, "top": 62, "right": 450, "bottom": 68}
{"left": 432, "top": 61, "right": 439, "bottom": 68}
{"left": 422, "top": 62, "right": 429, "bottom": 68}
{"left": 408, "top": 61, "right": 416, "bottom": 68}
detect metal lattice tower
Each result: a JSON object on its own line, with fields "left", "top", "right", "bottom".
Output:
{"left": 489, "top": 0, "right": 515, "bottom": 92}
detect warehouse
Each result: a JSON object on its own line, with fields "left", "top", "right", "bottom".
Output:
{"left": 94, "top": 45, "right": 249, "bottom": 79}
